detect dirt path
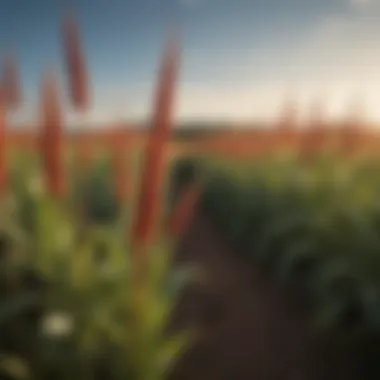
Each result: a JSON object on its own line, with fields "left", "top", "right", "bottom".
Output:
{"left": 170, "top": 212, "right": 353, "bottom": 380}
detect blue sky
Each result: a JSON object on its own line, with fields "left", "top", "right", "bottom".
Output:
{"left": 3, "top": 0, "right": 380, "bottom": 127}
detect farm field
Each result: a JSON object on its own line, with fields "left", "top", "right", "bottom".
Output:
{"left": 171, "top": 211, "right": 355, "bottom": 380}
{"left": 167, "top": 154, "right": 380, "bottom": 380}
{"left": 5, "top": 125, "right": 380, "bottom": 159}
{"left": 2, "top": 8, "right": 380, "bottom": 380}
{"left": 4, "top": 140, "right": 380, "bottom": 380}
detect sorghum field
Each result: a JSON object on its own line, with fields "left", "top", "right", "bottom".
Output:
{"left": 2, "top": 10, "right": 380, "bottom": 380}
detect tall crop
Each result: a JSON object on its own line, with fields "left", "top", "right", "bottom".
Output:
{"left": 0, "top": 188, "right": 191, "bottom": 380}
{"left": 61, "top": 11, "right": 89, "bottom": 112}
{"left": 131, "top": 33, "right": 180, "bottom": 252}
{"left": 0, "top": 17, "right": 191, "bottom": 380}
{"left": 61, "top": 10, "right": 91, "bottom": 174}
{"left": 196, "top": 155, "right": 380, "bottom": 373}
{"left": 40, "top": 70, "right": 66, "bottom": 198}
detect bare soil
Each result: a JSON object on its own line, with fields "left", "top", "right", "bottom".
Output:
{"left": 170, "top": 212, "right": 356, "bottom": 380}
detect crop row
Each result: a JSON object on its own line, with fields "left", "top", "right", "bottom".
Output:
{"left": 172, "top": 154, "right": 380, "bottom": 377}
{"left": 0, "top": 10, "right": 201, "bottom": 380}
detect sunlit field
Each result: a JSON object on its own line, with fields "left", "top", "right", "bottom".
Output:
{"left": 2, "top": 8, "right": 380, "bottom": 380}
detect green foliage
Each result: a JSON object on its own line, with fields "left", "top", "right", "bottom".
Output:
{"left": 195, "top": 156, "right": 380, "bottom": 352}
{"left": 168, "top": 157, "right": 203, "bottom": 208}
{"left": 0, "top": 160, "right": 191, "bottom": 380}
{"left": 74, "top": 159, "right": 121, "bottom": 225}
